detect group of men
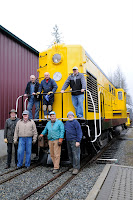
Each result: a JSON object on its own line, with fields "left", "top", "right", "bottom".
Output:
{"left": 4, "top": 66, "right": 86, "bottom": 175}
{"left": 24, "top": 66, "right": 86, "bottom": 119}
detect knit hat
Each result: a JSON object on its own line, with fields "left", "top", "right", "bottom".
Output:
{"left": 67, "top": 111, "right": 75, "bottom": 117}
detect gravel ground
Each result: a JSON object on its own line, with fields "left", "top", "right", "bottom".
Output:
{"left": 0, "top": 128, "right": 133, "bottom": 200}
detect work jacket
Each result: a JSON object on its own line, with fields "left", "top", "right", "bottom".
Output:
{"left": 62, "top": 73, "right": 86, "bottom": 95}
{"left": 4, "top": 118, "right": 19, "bottom": 143}
{"left": 25, "top": 81, "right": 40, "bottom": 101}
{"left": 41, "top": 119, "right": 64, "bottom": 141}
{"left": 14, "top": 119, "right": 37, "bottom": 143}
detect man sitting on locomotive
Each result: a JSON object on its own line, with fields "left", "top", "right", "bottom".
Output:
{"left": 39, "top": 111, "right": 64, "bottom": 174}
{"left": 38, "top": 72, "right": 58, "bottom": 119}
{"left": 61, "top": 66, "right": 86, "bottom": 118}
{"left": 65, "top": 111, "right": 82, "bottom": 175}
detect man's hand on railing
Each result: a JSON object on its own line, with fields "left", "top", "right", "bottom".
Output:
{"left": 61, "top": 90, "right": 64, "bottom": 93}
{"left": 24, "top": 94, "right": 27, "bottom": 97}
{"left": 81, "top": 89, "right": 85, "bottom": 92}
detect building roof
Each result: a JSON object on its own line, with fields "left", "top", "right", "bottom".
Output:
{"left": 0, "top": 25, "right": 39, "bottom": 56}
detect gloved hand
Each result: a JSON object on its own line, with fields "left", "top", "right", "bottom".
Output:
{"left": 36, "top": 92, "right": 40, "bottom": 95}
{"left": 4, "top": 138, "right": 8, "bottom": 143}
{"left": 32, "top": 140, "right": 36, "bottom": 145}
{"left": 47, "top": 91, "right": 53, "bottom": 95}
{"left": 14, "top": 141, "right": 18, "bottom": 145}
{"left": 45, "top": 95, "right": 49, "bottom": 102}
{"left": 38, "top": 134, "right": 43, "bottom": 141}
{"left": 58, "top": 138, "right": 63, "bottom": 146}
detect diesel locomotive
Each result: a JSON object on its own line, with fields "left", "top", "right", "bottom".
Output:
{"left": 17, "top": 43, "right": 128, "bottom": 164}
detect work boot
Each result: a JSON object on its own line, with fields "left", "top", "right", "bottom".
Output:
{"left": 69, "top": 168, "right": 73, "bottom": 172}
{"left": 72, "top": 169, "right": 79, "bottom": 175}
{"left": 5, "top": 165, "right": 10, "bottom": 169}
{"left": 53, "top": 169, "right": 59, "bottom": 174}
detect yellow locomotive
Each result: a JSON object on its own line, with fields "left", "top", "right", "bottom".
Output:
{"left": 36, "top": 43, "right": 127, "bottom": 161}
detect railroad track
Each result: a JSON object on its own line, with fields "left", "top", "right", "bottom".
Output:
{"left": 0, "top": 163, "right": 40, "bottom": 185}
{"left": 19, "top": 137, "right": 117, "bottom": 200}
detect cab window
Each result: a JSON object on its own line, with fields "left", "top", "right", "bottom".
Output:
{"left": 118, "top": 91, "right": 123, "bottom": 100}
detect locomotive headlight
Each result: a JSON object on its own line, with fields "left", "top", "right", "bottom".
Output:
{"left": 52, "top": 54, "right": 61, "bottom": 64}
{"left": 53, "top": 72, "right": 62, "bottom": 81}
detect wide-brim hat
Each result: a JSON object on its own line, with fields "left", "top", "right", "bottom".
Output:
{"left": 9, "top": 109, "right": 17, "bottom": 114}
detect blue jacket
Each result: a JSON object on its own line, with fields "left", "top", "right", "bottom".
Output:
{"left": 41, "top": 119, "right": 65, "bottom": 141}
{"left": 65, "top": 120, "right": 82, "bottom": 142}
{"left": 39, "top": 78, "right": 58, "bottom": 94}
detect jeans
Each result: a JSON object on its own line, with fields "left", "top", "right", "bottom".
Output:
{"left": 67, "top": 140, "right": 80, "bottom": 170}
{"left": 27, "top": 97, "right": 40, "bottom": 119}
{"left": 17, "top": 137, "right": 32, "bottom": 167}
{"left": 7, "top": 143, "right": 18, "bottom": 166}
{"left": 72, "top": 94, "right": 84, "bottom": 117}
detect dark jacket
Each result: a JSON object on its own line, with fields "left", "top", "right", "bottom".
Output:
{"left": 39, "top": 78, "right": 58, "bottom": 94}
{"left": 65, "top": 119, "right": 83, "bottom": 142}
{"left": 25, "top": 81, "right": 40, "bottom": 101}
{"left": 39, "top": 78, "right": 58, "bottom": 104}
{"left": 62, "top": 73, "right": 86, "bottom": 95}
{"left": 4, "top": 118, "right": 20, "bottom": 143}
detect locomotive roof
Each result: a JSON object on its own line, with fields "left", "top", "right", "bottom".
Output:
{"left": 85, "top": 51, "right": 116, "bottom": 88}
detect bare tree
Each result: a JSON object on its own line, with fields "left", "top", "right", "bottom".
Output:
{"left": 51, "top": 24, "right": 63, "bottom": 45}
{"left": 108, "top": 66, "right": 133, "bottom": 118}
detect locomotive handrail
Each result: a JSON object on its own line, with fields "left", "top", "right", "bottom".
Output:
{"left": 97, "top": 91, "right": 102, "bottom": 138}
{"left": 86, "top": 89, "right": 97, "bottom": 143}
{"left": 24, "top": 98, "right": 28, "bottom": 110}
{"left": 16, "top": 95, "right": 23, "bottom": 117}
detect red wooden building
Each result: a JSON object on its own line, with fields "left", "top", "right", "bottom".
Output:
{"left": 0, "top": 25, "right": 39, "bottom": 129}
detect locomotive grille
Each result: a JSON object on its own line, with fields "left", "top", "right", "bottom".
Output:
{"left": 86, "top": 71, "right": 98, "bottom": 112}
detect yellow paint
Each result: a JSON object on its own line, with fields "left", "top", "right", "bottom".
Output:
{"left": 38, "top": 44, "right": 127, "bottom": 122}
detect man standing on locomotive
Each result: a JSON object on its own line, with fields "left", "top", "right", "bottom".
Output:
{"left": 65, "top": 111, "right": 82, "bottom": 175}
{"left": 38, "top": 72, "right": 58, "bottom": 119}
{"left": 39, "top": 111, "right": 64, "bottom": 174}
{"left": 61, "top": 66, "right": 86, "bottom": 118}
{"left": 4, "top": 109, "right": 19, "bottom": 168}
{"left": 14, "top": 110, "right": 37, "bottom": 168}
{"left": 24, "top": 75, "right": 40, "bottom": 119}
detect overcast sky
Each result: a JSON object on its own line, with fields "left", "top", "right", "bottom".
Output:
{"left": 1, "top": 0, "right": 133, "bottom": 99}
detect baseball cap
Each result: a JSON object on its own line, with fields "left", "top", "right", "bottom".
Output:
{"left": 22, "top": 110, "right": 29, "bottom": 115}
{"left": 72, "top": 66, "right": 78, "bottom": 70}
{"left": 49, "top": 111, "right": 56, "bottom": 115}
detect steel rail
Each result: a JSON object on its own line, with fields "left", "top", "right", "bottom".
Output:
{"left": 0, "top": 163, "right": 40, "bottom": 185}
{"left": 18, "top": 137, "right": 117, "bottom": 200}
{"left": 0, "top": 166, "right": 25, "bottom": 177}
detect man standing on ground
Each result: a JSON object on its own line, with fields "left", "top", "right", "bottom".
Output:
{"left": 24, "top": 75, "right": 40, "bottom": 119}
{"left": 4, "top": 109, "right": 19, "bottom": 168}
{"left": 38, "top": 72, "right": 58, "bottom": 119}
{"left": 61, "top": 66, "right": 86, "bottom": 118}
{"left": 39, "top": 111, "right": 64, "bottom": 173}
{"left": 14, "top": 110, "right": 37, "bottom": 168}
{"left": 65, "top": 111, "right": 82, "bottom": 175}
